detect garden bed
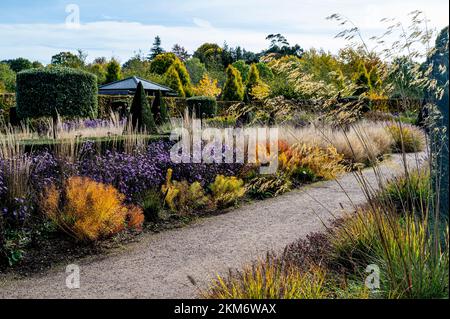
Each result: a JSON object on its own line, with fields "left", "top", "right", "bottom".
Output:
{"left": 1, "top": 118, "right": 427, "bottom": 275}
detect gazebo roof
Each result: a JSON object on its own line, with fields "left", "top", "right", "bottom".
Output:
{"left": 99, "top": 76, "right": 173, "bottom": 92}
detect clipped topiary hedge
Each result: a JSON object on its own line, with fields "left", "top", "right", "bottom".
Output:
{"left": 187, "top": 96, "right": 217, "bottom": 118}
{"left": 130, "top": 82, "right": 158, "bottom": 134}
{"left": 16, "top": 67, "right": 98, "bottom": 119}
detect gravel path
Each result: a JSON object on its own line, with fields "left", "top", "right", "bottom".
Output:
{"left": 0, "top": 153, "right": 425, "bottom": 299}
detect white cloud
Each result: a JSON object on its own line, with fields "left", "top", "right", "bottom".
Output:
{"left": 0, "top": 0, "right": 447, "bottom": 64}
{"left": 0, "top": 21, "right": 346, "bottom": 64}
{"left": 193, "top": 18, "right": 212, "bottom": 29}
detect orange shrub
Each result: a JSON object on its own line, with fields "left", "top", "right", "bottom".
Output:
{"left": 126, "top": 206, "right": 145, "bottom": 231}
{"left": 41, "top": 177, "right": 144, "bottom": 241}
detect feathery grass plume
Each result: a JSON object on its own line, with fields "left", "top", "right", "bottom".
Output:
{"left": 245, "top": 173, "right": 292, "bottom": 199}
{"left": 279, "top": 121, "right": 394, "bottom": 166}
{"left": 0, "top": 123, "right": 33, "bottom": 216}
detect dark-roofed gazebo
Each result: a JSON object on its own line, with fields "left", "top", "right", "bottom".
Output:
{"left": 99, "top": 76, "right": 175, "bottom": 96}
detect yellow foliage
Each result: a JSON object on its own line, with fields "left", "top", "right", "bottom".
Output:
{"left": 161, "top": 169, "right": 210, "bottom": 214}
{"left": 210, "top": 175, "right": 246, "bottom": 209}
{"left": 366, "top": 91, "right": 390, "bottom": 111}
{"left": 279, "top": 121, "right": 395, "bottom": 166}
{"left": 204, "top": 259, "right": 330, "bottom": 299}
{"left": 193, "top": 73, "right": 222, "bottom": 97}
{"left": 41, "top": 177, "right": 144, "bottom": 241}
{"left": 279, "top": 143, "right": 346, "bottom": 180}
{"left": 250, "top": 82, "right": 271, "bottom": 100}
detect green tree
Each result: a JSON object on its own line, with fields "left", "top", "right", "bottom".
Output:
{"left": 426, "top": 26, "right": 449, "bottom": 92}
{"left": 122, "top": 52, "right": 153, "bottom": 78}
{"left": 232, "top": 60, "right": 250, "bottom": 82}
{"left": 172, "top": 44, "right": 190, "bottom": 61}
{"left": 105, "top": 59, "right": 121, "bottom": 83}
{"left": 153, "top": 90, "right": 169, "bottom": 124}
{"left": 242, "top": 49, "right": 259, "bottom": 64}
{"left": 130, "top": 82, "right": 157, "bottom": 133}
{"left": 172, "top": 59, "right": 193, "bottom": 97}
{"left": 186, "top": 58, "right": 207, "bottom": 84}
{"left": 387, "top": 57, "right": 425, "bottom": 99}
{"left": 264, "top": 34, "right": 303, "bottom": 57}
{"left": 32, "top": 61, "right": 44, "bottom": 69}
{"left": 1, "top": 58, "right": 33, "bottom": 73}
{"left": 193, "top": 43, "right": 223, "bottom": 69}
{"left": 150, "top": 53, "right": 193, "bottom": 96}
{"left": 0, "top": 63, "right": 16, "bottom": 92}
{"left": 89, "top": 63, "right": 107, "bottom": 84}
{"left": 148, "top": 36, "right": 165, "bottom": 60}
{"left": 223, "top": 65, "right": 244, "bottom": 101}
{"left": 337, "top": 48, "right": 384, "bottom": 96}
{"left": 245, "top": 63, "right": 262, "bottom": 101}
{"left": 149, "top": 52, "right": 177, "bottom": 74}
{"left": 221, "top": 42, "right": 234, "bottom": 67}
{"left": 165, "top": 65, "right": 185, "bottom": 97}
{"left": 247, "top": 63, "right": 260, "bottom": 87}
{"left": 255, "top": 62, "right": 274, "bottom": 81}
{"left": 295, "top": 49, "right": 346, "bottom": 93}
{"left": 51, "top": 50, "right": 86, "bottom": 68}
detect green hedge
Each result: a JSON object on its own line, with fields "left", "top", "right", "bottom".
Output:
{"left": 16, "top": 67, "right": 98, "bottom": 119}
{"left": 186, "top": 96, "right": 217, "bottom": 118}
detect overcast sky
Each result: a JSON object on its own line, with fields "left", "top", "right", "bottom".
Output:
{"left": 0, "top": 0, "right": 448, "bottom": 64}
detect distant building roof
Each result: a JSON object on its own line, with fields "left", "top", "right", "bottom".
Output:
{"left": 99, "top": 76, "right": 174, "bottom": 95}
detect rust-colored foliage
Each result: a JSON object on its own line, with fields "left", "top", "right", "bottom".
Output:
{"left": 126, "top": 205, "right": 145, "bottom": 231}
{"left": 41, "top": 177, "right": 144, "bottom": 241}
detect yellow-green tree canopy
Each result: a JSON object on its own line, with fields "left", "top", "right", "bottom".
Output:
{"left": 150, "top": 53, "right": 193, "bottom": 97}
{"left": 165, "top": 65, "right": 185, "bottom": 97}
{"left": 223, "top": 65, "right": 244, "bottom": 101}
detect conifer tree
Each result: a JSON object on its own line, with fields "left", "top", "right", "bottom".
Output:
{"left": 130, "top": 82, "right": 158, "bottom": 134}
{"left": 222, "top": 65, "right": 244, "bottom": 101}
{"left": 165, "top": 65, "right": 185, "bottom": 97}
{"left": 148, "top": 36, "right": 165, "bottom": 60}
{"left": 245, "top": 63, "right": 261, "bottom": 101}
{"left": 173, "top": 59, "right": 193, "bottom": 97}
{"left": 152, "top": 90, "right": 169, "bottom": 124}
{"left": 105, "top": 59, "right": 121, "bottom": 83}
